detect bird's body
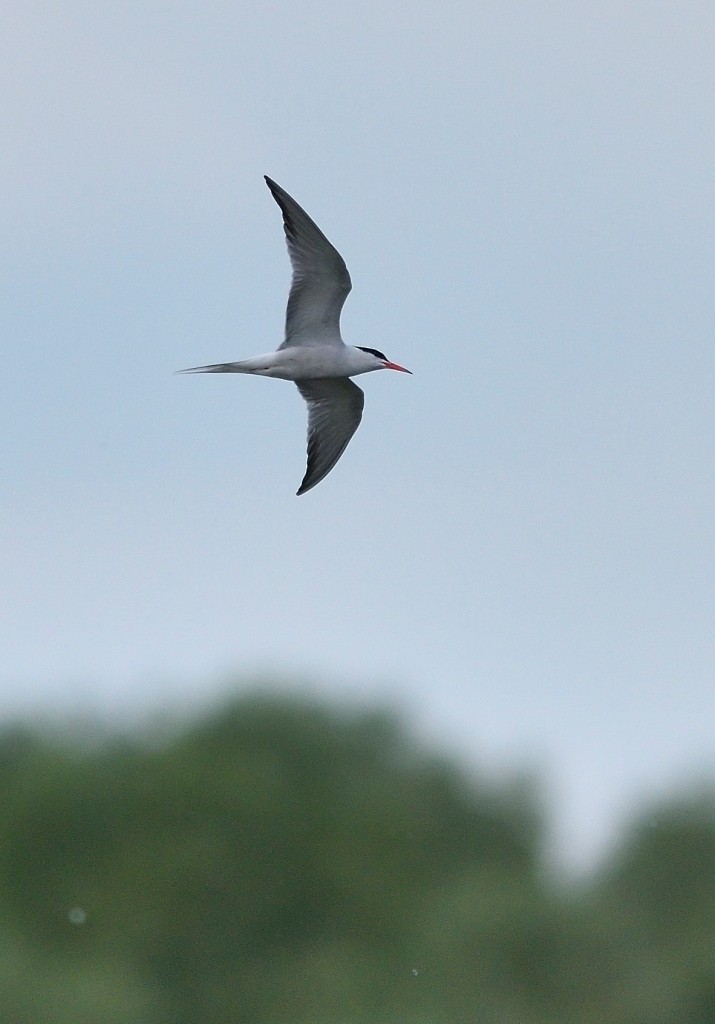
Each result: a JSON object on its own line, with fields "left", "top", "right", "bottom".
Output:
{"left": 181, "top": 343, "right": 387, "bottom": 382}
{"left": 181, "top": 176, "right": 410, "bottom": 495}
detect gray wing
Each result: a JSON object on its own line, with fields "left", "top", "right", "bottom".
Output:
{"left": 265, "top": 176, "right": 352, "bottom": 348}
{"left": 295, "top": 378, "right": 365, "bottom": 495}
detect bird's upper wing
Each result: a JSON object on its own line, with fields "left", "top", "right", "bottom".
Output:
{"left": 295, "top": 378, "right": 365, "bottom": 495}
{"left": 265, "top": 176, "right": 352, "bottom": 348}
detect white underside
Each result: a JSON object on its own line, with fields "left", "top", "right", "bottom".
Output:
{"left": 219, "top": 345, "right": 380, "bottom": 381}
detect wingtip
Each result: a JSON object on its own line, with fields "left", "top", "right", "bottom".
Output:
{"left": 296, "top": 471, "right": 321, "bottom": 496}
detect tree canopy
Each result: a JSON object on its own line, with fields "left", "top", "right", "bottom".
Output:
{"left": 0, "top": 690, "right": 713, "bottom": 1023}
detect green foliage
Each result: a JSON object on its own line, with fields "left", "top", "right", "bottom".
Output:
{"left": 592, "top": 792, "right": 715, "bottom": 1024}
{"left": 0, "top": 693, "right": 713, "bottom": 1023}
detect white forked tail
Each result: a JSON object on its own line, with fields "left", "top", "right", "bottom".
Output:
{"left": 178, "top": 360, "right": 255, "bottom": 374}
{"left": 177, "top": 353, "right": 286, "bottom": 376}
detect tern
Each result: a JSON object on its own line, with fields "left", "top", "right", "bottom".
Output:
{"left": 180, "top": 176, "right": 411, "bottom": 495}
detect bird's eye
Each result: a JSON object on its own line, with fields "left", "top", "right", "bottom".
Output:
{"left": 357, "top": 346, "right": 388, "bottom": 360}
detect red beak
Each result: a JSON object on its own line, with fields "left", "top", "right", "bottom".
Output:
{"left": 383, "top": 361, "right": 412, "bottom": 374}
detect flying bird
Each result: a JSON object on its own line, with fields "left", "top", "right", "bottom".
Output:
{"left": 180, "top": 176, "right": 411, "bottom": 495}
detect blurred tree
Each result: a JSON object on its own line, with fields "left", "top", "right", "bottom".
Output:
{"left": 593, "top": 789, "right": 715, "bottom": 1024}
{"left": 0, "top": 692, "right": 713, "bottom": 1023}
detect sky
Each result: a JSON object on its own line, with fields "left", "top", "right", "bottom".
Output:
{"left": 3, "top": 1, "right": 714, "bottom": 869}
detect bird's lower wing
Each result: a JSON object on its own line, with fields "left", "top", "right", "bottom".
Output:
{"left": 295, "top": 378, "right": 365, "bottom": 495}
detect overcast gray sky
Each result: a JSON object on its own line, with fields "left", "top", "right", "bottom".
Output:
{"left": 3, "top": 1, "right": 714, "bottom": 868}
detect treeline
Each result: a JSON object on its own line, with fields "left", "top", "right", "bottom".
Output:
{"left": 0, "top": 691, "right": 714, "bottom": 1023}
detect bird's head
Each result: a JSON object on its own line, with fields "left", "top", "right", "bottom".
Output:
{"left": 356, "top": 346, "right": 412, "bottom": 374}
